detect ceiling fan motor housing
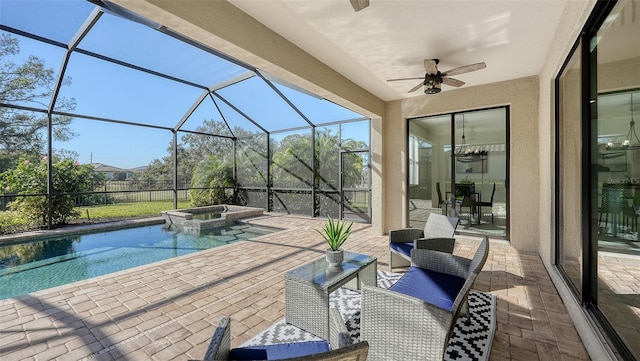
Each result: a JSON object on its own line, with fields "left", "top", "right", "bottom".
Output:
{"left": 424, "top": 73, "right": 442, "bottom": 94}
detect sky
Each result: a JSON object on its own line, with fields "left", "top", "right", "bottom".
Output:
{"left": 1, "top": 0, "right": 368, "bottom": 169}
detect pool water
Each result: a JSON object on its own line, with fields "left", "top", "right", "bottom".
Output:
{"left": 191, "top": 212, "right": 222, "bottom": 220}
{"left": 0, "top": 223, "right": 278, "bottom": 300}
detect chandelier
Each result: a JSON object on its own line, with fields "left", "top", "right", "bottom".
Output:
{"left": 455, "top": 115, "right": 488, "bottom": 159}
{"left": 605, "top": 92, "right": 639, "bottom": 150}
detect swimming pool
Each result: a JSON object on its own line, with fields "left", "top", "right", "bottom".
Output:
{"left": 0, "top": 222, "right": 279, "bottom": 300}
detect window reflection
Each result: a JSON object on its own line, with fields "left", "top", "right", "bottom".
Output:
{"left": 594, "top": 0, "right": 640, "bottom": 357}
{"left": 408, "top": 109, "right": 507, "bottom": 236}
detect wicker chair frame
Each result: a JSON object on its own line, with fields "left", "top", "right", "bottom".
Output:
{"left": 362, "top": 236, "right": 489, "bottom": 361}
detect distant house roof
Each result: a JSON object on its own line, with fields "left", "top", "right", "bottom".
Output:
{"left": 91, "top": 163, "right": 125, "bottom": 173}
{"left": 91, "top": 163, "right": 146, "bottom": 173}
{"left": 129, "top": 166, "right": 148, "bottom": 172}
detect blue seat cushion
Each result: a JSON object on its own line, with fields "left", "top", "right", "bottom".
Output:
{"left": 389, "top": 242, "right": 413, "bottom": 257}
{"left": 389, "top": 266, "right": 465, "bottom": 312}
{"left": 229, "top": 340, "right": 330, "bottom": 360}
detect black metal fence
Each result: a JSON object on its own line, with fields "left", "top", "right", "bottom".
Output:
{"left": 1, "top": 180, "right": 371, "bottom": 222}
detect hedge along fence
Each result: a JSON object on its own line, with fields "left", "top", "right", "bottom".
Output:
{"left": 0, "top": 189, "right": 191, "bottom": 212}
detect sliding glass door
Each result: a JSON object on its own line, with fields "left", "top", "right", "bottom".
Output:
{"left": 408, "top": 107, "right": 508, "bottom": 238}
{"left": 556, "top": 1, "right": 640, "bottom": 359}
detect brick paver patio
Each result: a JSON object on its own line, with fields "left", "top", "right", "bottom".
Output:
{"left": 0, "top": 213, "right": 590, "bottom": 360}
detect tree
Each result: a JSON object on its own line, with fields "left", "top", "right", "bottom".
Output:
{"left": 130, "top": 119, "right": 246, "bottom": 190}
{"left": 0, "top": 157, "right": 102, "bottom": 226}
{"left": 236, "top": 133, "right": 269, "bottom": 187}
{"left": 189, "top": 155, "right": 235, "bottom": 206}
{"left": 0, "top": 33, "right": 76, "bottom": 173}
{"left": 272, "top": 133, "right": 314, "bottom": 188}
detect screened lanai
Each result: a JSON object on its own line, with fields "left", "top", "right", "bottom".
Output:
{"left": 0, "top": 0, "right": 371, "bottom": 230}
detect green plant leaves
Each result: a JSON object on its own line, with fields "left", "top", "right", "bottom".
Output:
{"left": 315, "top": 216, "right": 353, "bottom": 251}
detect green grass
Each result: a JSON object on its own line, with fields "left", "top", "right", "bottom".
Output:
{"left": 75, "top": 200, "right": 192, "bottom": 220}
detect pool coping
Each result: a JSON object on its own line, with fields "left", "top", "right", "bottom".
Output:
{"left": 0, "top": 217, "right": 166, "bottom": 245}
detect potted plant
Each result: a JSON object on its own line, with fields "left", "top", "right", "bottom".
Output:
{"left": 316, "top": 216, "right": 353, "bottom": 267}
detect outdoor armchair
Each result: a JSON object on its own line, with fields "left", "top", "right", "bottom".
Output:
{"left": 362, "top": 236, "right": 489, "bottom": 361}
{"left": 388, "top": 213, "right": 459, "bottom": 270}
{"left": 199, "top": 308, "right": 368, "bottom": 361}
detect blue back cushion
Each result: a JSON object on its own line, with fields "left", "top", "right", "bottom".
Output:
{"left": 389, "top": 266, "right": 465, "bottom": 312}
{"left": 229, "top": 340, "right": 330, "bottom": 360}
{"left": 390, "top": 242, "right": 413, "bottom": 257}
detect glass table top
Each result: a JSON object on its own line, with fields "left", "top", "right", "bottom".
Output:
{"left": 285, "top": 251, "right": 376, "bottom": 289}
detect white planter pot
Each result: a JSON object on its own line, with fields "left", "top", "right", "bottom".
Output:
{"left": 325, "top": 249, "right": 344, "bottom": 267}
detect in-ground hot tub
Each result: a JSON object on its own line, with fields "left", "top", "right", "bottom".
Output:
{"left": 161, "top": 205, "right": 265, "bottom": 234}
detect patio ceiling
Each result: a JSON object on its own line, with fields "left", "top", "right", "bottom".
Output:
{"left": 229, "top": 0, "right": 571, "bottom": 101}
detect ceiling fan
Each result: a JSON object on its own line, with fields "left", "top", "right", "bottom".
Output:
{"left": 387, "top": 59, "right": 487, "bottom": 94}
{"left": 350, "top": 0, "right": 369, "bottom": 12}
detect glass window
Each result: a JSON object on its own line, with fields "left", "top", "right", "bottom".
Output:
{"left": 409, "top": 135, "right": 420, "bottom": 186}
{"left": 409, "top": 108, "right": 507, "bottom": 236}
{"left": 593, "top": 0, "right": 640, "bottom": 357}
{"left": 557, "top": 40, "right": 583, "bottom": 297}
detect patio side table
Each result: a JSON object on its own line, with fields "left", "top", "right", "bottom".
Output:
{"left": 285, "top": 251, "right": 377, "bottom": 340}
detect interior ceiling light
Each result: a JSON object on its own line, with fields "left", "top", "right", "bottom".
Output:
{"left": 606, "top": 93, "right": 638, "bottom": 150}
{"left": 455, "top": 114, "right": 488, "bottom": 159}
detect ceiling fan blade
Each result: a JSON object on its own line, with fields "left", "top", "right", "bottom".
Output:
{"left": 387, "top": 77, "right": 424, "bottom": 82}
{"left": 442, "top": 77, "right": 465, "bottom": 87}
{"left": 350, "top": 0, "right": 369, "bottom": 11}
{"left": 408, "top": 81, "right": 424, "bottom": 93}
{"left": 442, "top": 62, "right": 486, "bottom": 76}
{"left": 424, "top": 59, "right": 438, "bottom": 74}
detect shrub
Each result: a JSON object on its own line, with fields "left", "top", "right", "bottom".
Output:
{"left": 189, "top": 156, "right": 235, "bottom": 206}
{"left": 0, "top": 158, "right": 100, "bottom": 227}
{"left": 0, "top": 210, "right": 30, "bottom": 234}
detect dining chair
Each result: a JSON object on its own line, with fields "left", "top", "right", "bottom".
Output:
{"left": 600, "top": 183, "right": 626, "bottom": 235}
{"left": 477, "top": 182, "right": 496, "bottom": 223}
{"left": 460, "top": 195, "right": 478, "bottom": 225}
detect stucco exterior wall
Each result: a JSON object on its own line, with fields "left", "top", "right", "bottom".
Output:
{"left": 385, "top": 76, "right": 540, "bottom": 251}
{"left": 537, "top": 0, "right": 597, "bottom": 268}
